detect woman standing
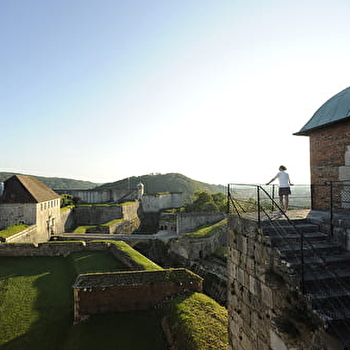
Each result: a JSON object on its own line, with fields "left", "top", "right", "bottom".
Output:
{"left": 266, "top": 165, "right": 293, "bottom": 212}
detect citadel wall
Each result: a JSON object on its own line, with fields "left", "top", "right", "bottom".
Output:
{"left": 54, "top": 188, "right": 138, "bottom": 204}
{"left": 227, "top": 215, "right": 342, "bottom": 350}
{"left": 73, "top": 269, "right": 203, "bottom": 321}
{"left": 168, "top": 221, "right": 227, "bottom": 260}
{"left": 141, "top": 192, "right": 183, "bottom": 212}
{"left": 176, "top": 212, "right": 225, "bottom": 235}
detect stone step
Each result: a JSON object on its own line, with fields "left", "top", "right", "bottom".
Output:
{"left": 263, "top": 222, "right": 320, "bottom": 235}
{"left": 303, "top": 268, "right": 350, "bottom": 282}
{"left": 327, "top": 320, "right": 350, "bottom": 348}
{"left": 305, "top": 284, "right": 350, "bottom": 300}
{"left": 282, "top": 251, "right": 350, "bottom": 271}
{"left": 312, "top": 296, "right": 350, "bottom": 321}
{"left": 270, "top": 231, "right": 328, "bottom": 244}
{"left": 277, "top": 241, "right": 342, "bottom": 258}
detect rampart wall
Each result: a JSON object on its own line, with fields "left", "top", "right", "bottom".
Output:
{"left": 74, "top": 206, "right": 123, "bottom": 225}
{"left": 73, "top": 269, "right": 203, "bottom": 321}
{"left": 227, "top": 215, "right": 340, "bottom": 350}
{"left": 141, "top": 192, "right": 183, "bottom": 212}
{"left": 0, "top": 203, "right": 36, "bottom": 229}
{"left": 73, "top": 202, "right": 139, "bottom": 225}
{"left": 177, "top": 212, "right": 225, "bottom": 234}
{"left": 55, "top": 188, "right": 138, "bottom": 204}
{"left": 59, "top": 207, "right": 75, "bottom": 232}
{"left": 169, "top": 222, "right": 227, "bottom": 260}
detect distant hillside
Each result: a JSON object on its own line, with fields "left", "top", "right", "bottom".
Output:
{"left": 0, "top": 172, "right": 98, "bottom": 190}
{"left": 96, "top": 173, "right": 226, "bottom": 203}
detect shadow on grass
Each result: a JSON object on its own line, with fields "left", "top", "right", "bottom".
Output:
{"left": 0, "top": 255, "right": 168, "bottom": 350}
{"left": 0, "top": 256, "right": 75, "bottom": 350}
{"left": 64, "top": 310, "right": 168, "bottom": 350}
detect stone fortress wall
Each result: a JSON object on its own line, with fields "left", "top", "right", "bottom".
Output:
{"left": 73, "top": 269, "right": 203, "bottom": 322}
{"left": 227, "top": 215, "right": 343, "bottom": 350}
{"left": 54, "top": 188, "right": 138, "bottom": 204}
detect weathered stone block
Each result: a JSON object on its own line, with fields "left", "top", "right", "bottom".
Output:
{"left": 270, "top": 330, "right": 288, "bottom": 350}
{"left": 261, "top": 283, "right": 273, "bottom": 309}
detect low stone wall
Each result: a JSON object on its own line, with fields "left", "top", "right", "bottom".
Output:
{"left": 4, "top": 225, "right": 40, "bottom": 243}
{"left": 72, "top": 269, "right": 203, "bottom": 321}
{"left": 169, "top": 223, "right": 227, "bottom": 260}
{"left": 0, "top": 241, "right": 153, "bottom": 270}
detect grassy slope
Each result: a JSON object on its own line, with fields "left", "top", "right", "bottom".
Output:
{"left": 168, "top": 292, "right": 228, "bottom": 350}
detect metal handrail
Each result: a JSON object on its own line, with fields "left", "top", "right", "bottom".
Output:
{"left": 228, "top": 183, "right": 306, "bottom": 291}
{"left": 228, "top": 183, "right": 350, "bottom": 343}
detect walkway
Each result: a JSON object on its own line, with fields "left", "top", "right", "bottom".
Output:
{"left": 57, "top": 230, "right": 180, "bottom": 243}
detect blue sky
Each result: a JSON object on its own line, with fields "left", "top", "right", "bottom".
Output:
{"left": 1, "top": 0, "right": 350, "bottom": 185}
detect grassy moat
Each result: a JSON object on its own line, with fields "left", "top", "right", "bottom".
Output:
{"left": 0, "top": 251, "right": 227, "bottom": 350}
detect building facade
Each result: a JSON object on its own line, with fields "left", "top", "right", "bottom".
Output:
{"left": 0, "top": 175, "right": 61, "bottom": 241}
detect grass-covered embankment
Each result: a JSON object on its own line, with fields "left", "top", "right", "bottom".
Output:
{"left": 168, "top": 292, "right": 228, "bottom": 350}
{"left": 0, "top": 223, "right": 30, "bottom": 239}
{"left": 184, "top": 219, "right": 227, "bottom": 238}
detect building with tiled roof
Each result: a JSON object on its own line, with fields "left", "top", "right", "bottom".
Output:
{"left": 295, "top": 86, "right": 350, "bottom": 210}
{"left": 0, "top": 175, "right": 61, "bottom": 241}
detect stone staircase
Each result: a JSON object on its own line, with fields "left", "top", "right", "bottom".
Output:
{"left": 262, "top": 218, "right": 350, "bottom": 348}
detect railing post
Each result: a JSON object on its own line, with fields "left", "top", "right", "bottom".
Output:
{"left": 271, "top": 184, "right": 275, "bottom": 212}
{"left": 257, "top": 186, "right": 261, "bottom": 228}
{"left": 330, "top": 181, "right": 334, "bottom": 240}
{"left": 227, "top": 184, "right": 230, "bottom": 215}
{"left": 300, "top": 227, "right": 305, "bottom": 294}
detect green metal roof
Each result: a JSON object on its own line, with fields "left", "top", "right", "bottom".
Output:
{"left": 295, "top": 86, "right": 350, "bottom": 135}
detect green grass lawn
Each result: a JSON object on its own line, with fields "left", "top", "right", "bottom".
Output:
{"left": 168, "top": 292, "right": 228, "bottom": 350}
{"left": 0, "top": 252, "right": 227, "bottom": 349}
{"left": 0, "top": 252, "right": 168, "bottom": 350}
{"left": 184, "top": 219, "right": 227, "bottom": 238}
{"left": 69, "top": 250, "right": 128, "bottom": 274}
{"left": 63, "top": 311, "right": 167, "bottom": 350}
{"left": 0, "top": 256, "right": 75, "bottom": 350}
{"left": 0, "top": 223, "right": 30, "bottom": 239}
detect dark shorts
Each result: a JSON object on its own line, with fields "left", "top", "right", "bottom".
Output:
{"left": 279, "top": 187, "right": 291, "bottom": 196}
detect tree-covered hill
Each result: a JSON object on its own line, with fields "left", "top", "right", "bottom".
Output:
{"left": 0, "top": 172, "right": 226, "bottom": 202}
{"left": 0, "top": 172, "right": 98, "bottom": 190}
{"left": 96, "top": 173, "right": 226, "bottom": 203}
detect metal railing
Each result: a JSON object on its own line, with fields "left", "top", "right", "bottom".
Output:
{"left": 228, "top": 183, "right": 350, "bottom": 345}
{"left": 228, "top": 183, "right": 307, "bottom": 291}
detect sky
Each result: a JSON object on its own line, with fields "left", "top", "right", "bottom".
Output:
{"left": 1, "top": 0, "right": 350, "bottom": 186}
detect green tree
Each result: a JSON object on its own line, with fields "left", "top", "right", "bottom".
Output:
{"left": 60, "top": 194, "right": 74, "bottom": 207}
{"left": 184, "top": 191, "right": 226, "bottom": 213}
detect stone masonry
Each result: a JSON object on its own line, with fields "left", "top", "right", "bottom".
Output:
{"left": 227, "top": 215, "right": 345, "bottom": 350}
